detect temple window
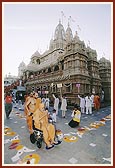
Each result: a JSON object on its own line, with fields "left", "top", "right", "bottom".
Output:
{"left": 36, "top": 59, "right": 40, "bottom": 64}
{"left": 60, "top": 60, "right": 64, "bottom": 70}
{"left": 48, "top": 67, "right": 52, "bottom": 73}
{"left": 54, "top": 65, "right": 59, "bottom": 71}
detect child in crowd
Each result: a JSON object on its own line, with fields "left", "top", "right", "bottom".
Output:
{"left": 52, "top": 109, "right": 57, "bottom": 123}
{"left": 45, "top": 98, "right": 50, "bottom": 110}
{"left": 68, "top": 104, "right": 81, "bottom": 128}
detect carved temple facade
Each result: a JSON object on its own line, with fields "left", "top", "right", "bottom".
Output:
{"left": 21, "top": 21, "right": 111, "bottom": 104}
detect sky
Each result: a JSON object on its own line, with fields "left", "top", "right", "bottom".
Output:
{"left": 3, "top": 2, "right": 112, "bottom": 77}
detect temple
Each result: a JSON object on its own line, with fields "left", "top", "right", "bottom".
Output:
{"left": 19, "top": 20, "right": 111, "bottom": 104}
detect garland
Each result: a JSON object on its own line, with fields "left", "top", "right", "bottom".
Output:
{"left": 63, "top": 83, "right": 72, "bottom": 87}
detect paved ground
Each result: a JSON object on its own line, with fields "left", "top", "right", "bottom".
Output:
{"left": 3, "top": 103, "right": 112, "bottom": 166}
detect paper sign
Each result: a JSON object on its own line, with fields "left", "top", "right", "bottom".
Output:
{"left": 76, "top": 83, "right": 80, "bottom": 88}
{"left": 57, "top": 83, "right": 62, "bottom": 88}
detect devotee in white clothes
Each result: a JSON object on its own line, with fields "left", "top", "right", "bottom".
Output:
{"left": 52, "top": 94, "right": 59, "bottom": 115}
{"left": 42, "top": 97, "right": 46, "bottom": 105}
{"left": 45, "top": 98, "right": 50, "bottom": 109}
{"left": 91, "top": 94, "right": 95, "bottom": 108}
{"left": 85, "top": 94, "right": 92, "bottom": 114}
{"left": 60, "top": 95, "right": 67, "bottom": 118}
{"left": 78, "top": 95, "right": 85, "bottom": 114}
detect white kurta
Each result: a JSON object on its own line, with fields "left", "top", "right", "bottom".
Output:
{"left": 52, "top": 94, "right": 59, "bottom": 115}
{"left": 85, "top": 96, "right": 92, "bottom": 114}
{"left": 85, "top": 96, "right": 92, "bottom": 107}
{"left": 45, "top": 98, "right": 50, "bottom": 109}
{"left": 61, "top": 98, "right": 67, "bottom": 111}
{"left": 78, "top": 95, "right": 85, "bottom": 108}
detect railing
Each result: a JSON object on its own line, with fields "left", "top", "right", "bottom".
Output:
{"left": 26, "top": 70, "right": 63, "bottom": 83}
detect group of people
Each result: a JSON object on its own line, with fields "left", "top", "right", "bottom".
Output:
{"left": 4, "top": 91, "right": 101, "bottom": 148}
{"left": 4, "top": 92, "right": 13, "bottom": 119}
{"left": 68, "top": 93, "right": 101, "bottom": 128}
{"left": 23, "top": 91, "right": 83, "bottom": 148}
{"left": 78, "top": 93, "right": 101, "bottom": 115}
{"left": 24, "top": 92, "right": 63, "bottom": 149}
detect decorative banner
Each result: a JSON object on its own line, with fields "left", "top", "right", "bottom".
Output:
{"left": 57, "top": 83, "right": 62, "bottom": 88}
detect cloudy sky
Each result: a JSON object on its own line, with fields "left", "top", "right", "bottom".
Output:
{"left": 3, "top": 2, "right": 112, "bottom": 77}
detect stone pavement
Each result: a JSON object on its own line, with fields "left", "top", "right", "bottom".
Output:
{"left": 3, "top": 104, "right": 112, "bottom": 166}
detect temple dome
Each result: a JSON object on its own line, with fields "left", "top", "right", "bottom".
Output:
{"left": 54, "top": 20, "right": 66, "bottom": 40}
{"left": 65, "top": 23, "right": 73, "bottom": 43}
{"left": 31, "top": 50, "right": 41, "bottom": 58}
